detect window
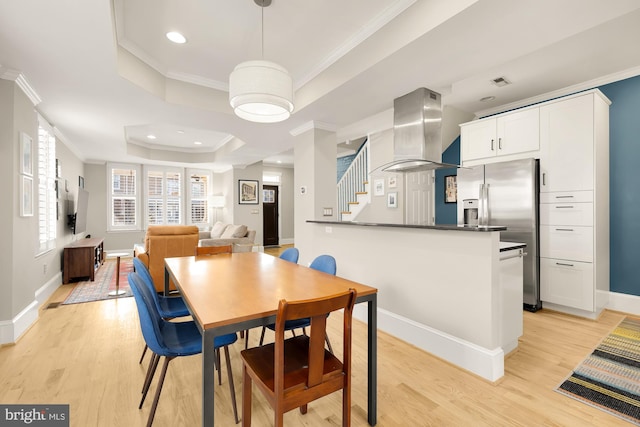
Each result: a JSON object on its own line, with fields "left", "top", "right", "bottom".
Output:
{"left": 109, "top": 163, "right": 139, "bottom": 231}
{"left": 145, "top": 167, "right": 182, "bottom": 226}
{"left": 37, "top": 117, "right": 56, "bottom": 253}
{"left": 188, "top": 172, "right": 210, "bottom": 225}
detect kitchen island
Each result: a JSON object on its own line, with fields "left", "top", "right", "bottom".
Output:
{"left": 303, "top": 220, "right": 524, "bottom": 382}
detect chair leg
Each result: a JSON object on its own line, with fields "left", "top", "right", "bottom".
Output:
{"left": 140, "top": 353, "right": 160, "bottom": 408}
{"left": 139, "top": 344, "right": 148, "bottom": 364}
{"left": 244, "top": 329, "right": 249, "bottom": 350}
{"left": 223, "top": 346, "right": 239, "bottom": 424}
{"left": 146, "top": 356, "right": 173, "bottom": 427}
{"left": 299, "top": 404, "right": 308, "bottom": 414}
{"left": 242, "top": 365, "right": 252, "bottom": 427}
{"left": 259, "top": 326, "right": 267, "bottom": 346}
{"left": 325, "top": 333, "right": 334, "bottom": 354}
{"left": 342, "top": 386, "right": 351, "bottom": 427}
{"left": 216, "top": 348, "right": 222, "bottom": 385}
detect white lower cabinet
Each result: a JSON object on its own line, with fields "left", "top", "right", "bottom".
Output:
{"left": 540, "top": 258, "right": 594, "bottom": 311}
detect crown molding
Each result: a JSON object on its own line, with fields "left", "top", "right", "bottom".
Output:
{"left": 474, "top": 65, "right": 640, "bottom": 118}
{"left": 0, "top": 66, "right": 42, "bottom": 106}
{"left": 289, "top": 120, "right": 337, "bottom": 137}
{"left": 295, "top": 0, "right": 417, "bottom": 90}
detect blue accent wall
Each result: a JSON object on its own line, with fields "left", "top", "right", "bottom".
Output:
{"left": 337, "top": 154, "right": 356, "bottom": 182}
{"left": 599, "top": 75, "right": 640, "bottom": 296}
{"left": 434, "top": 137, "right": 460, "bottom": 224}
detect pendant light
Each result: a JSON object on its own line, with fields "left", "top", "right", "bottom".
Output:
{"left": 229, "top": 0, "right": 294, "bottom": 123}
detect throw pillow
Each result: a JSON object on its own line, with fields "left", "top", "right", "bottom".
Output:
{"left": 210, "top": 221, "right": 227, "bottom": 238}
{"left": 221, "top": 224, "right": 248, "bottom": 239}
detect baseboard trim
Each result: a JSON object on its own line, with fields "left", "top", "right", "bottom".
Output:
{"left": 0, "top": 273, "right": 62, "bottom": 345}
{"left": 280, "top": 238, "right": 294, "bottom": 245}
{"left": 607, "top": 291, "right": 640, "bottom": 316}
{"left": 353, "top": 305, "right": 504, "bottom": 382}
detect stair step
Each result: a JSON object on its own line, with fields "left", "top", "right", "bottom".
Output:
{"left": 356, "top": 191, "right": 367, "bottom": 195}
{"left": 341, "top": 211, "right": 351, "bottom": 215}
{"left": 348, "top": 202, "right": 359, "bottom": 205}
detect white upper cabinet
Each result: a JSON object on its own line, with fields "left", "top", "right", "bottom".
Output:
{"left": 539, "top": 94, "right": 594, "bottom": 193}
{"left": 461, "top": 108, "right": 539, "bottom": 163}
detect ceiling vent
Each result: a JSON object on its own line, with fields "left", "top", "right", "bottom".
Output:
{"left": 491, "top": 76, "right": 511, "bottom": 87}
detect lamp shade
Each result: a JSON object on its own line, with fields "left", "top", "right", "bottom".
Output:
{"left": 229, "top": 60, "right": 294, "bottom": 123}
{"left": 210, "top": 195, "right": 226, "bottom": 208}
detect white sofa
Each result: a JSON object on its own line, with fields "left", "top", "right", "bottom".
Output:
{"left": 198, "top": 222, "right": 256, "bottom": 252}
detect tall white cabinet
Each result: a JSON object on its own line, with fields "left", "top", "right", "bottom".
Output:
{"left": 538, "top": 91, "right": 610, "bottom": 318}
{"left": 460, "top": 89, "right": 610, "bottom": 318}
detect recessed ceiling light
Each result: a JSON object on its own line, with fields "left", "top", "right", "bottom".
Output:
{"left": 166, "top": 31, "right": 187, "bottom": 44}
{"left": 480, "top": 96, "right": 496, "bottom": 102}
{"left": 176, "top": 130, "right": 185, "bottom": 134}
{"left": 277, "top": 160, "right": 282, "bottom": 164}
{"left": 147, "top": 134, "right": 157, "bottom": 140}
{"left": 194, "top": 141, "right": 202, "bottom": 145}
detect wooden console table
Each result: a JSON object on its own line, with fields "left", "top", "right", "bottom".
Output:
{"left": 63, "top": 238, "right": 104, "bottom": 283}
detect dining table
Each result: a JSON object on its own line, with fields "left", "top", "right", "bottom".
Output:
{"left": 164, "top": 251, "right": 378, "bottom": 426}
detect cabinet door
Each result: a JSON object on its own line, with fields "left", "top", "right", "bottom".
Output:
{"left": 461, "top": 118, "right": 497, "bottom": 162}
{"left": 540, "top": 94, "right": 594, "bottom": 193}
{"left": 540, "top": 258, "right": 593, "bottom": 311}
{"left": 496, "top": 108, "right": 539, "bottom": 156}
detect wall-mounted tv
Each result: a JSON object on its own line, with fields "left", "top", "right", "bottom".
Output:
{"left": 68, "top": 188, "right": 89, "bottom": 234}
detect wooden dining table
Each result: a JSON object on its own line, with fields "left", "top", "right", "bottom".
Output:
{"left": 164, "top": 251, "right": 379, "bottom": 426}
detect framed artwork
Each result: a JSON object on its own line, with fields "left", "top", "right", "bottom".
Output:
{"left": 21, "top": 175, "right": 34, "bottom": 217}
{"left": 387, "top": 192, "right": 398, "bottom": 208}
{"left": 55, "top": 158, "right": 62, "bottom": 178}
{"left": 373, "top": 178, "right": 384, "bottom": 196}
{"left": 20, "top": 132, "right": 33, "bottom": 176}
{"left": 388, "top": 175, "right": 397, "bottom": 188}
{"left": 445, "top": 175, "right": 457, "bottom": 203}
{"left": 239, "top": 180, "right": 259, "bottom": 204}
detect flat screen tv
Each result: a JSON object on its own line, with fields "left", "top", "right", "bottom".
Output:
{"left": 71, "top": 188, "right": 89, "bottom": 234}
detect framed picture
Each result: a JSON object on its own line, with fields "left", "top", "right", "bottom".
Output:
{"left": 373, "top": 178, "right": 384, "bottom": 196}
{"left": 20, "top": 175, "right": 34, "bottom": 217}
{"left": 20, "top": 132, "right": 32, "bottom": 176}
{"left": 388, "top": 175, "right": 397, "bottom": 188}
{"left": 239, "top": 180, "right": 259, "bottom": 204}
{"left": 387, "top": 192, "right": 398, "bottom": 208}
{"left": 55, "top": 158, "right": 62, "bottom": 178}
{"left": 445, "top": 175, "right": 457, "bottom": 203}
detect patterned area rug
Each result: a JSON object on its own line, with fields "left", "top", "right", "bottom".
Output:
{"left": 63, "top": 258, "right": 133, "bottom": 305}
{"left": 556, "top": 316, "right": 640, "bottom": 425}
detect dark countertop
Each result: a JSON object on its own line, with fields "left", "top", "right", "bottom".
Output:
{"left": 306, "top": 220, "right": 507, "bottom": 232}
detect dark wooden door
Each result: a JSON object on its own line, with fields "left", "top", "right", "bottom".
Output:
{"left": 263, "top": 185, "right": 279, "bottom": 246}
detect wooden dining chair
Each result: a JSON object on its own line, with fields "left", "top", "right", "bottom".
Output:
{"left": 196, "top": 244, "right": 233, "bottom": 255}
{"left": 240, "top": 288, "right": 357, "bottom": 427}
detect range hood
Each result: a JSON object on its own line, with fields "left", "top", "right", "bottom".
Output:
{"left": 381, "top": 87, "right": 460, "bottom": 172}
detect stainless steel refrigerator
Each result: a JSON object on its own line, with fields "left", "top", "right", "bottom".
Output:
{"left": 456, "top": 158, "right": 540, "bottom": 311}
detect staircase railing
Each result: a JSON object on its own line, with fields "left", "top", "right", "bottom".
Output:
{"left": 337, "top": 139, "right": 370, "bottom": 220}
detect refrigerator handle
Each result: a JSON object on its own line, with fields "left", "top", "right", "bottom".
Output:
{"left": 479, "top": 183, "right": 489, "bottom": 226}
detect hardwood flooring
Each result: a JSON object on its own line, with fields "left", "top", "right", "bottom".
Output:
{"left": 0, "top": 259, "right": 631, "bottom": 426}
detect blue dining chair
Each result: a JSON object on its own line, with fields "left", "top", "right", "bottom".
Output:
{"left": 128, "top": 273, "right": 239, "bottom": 426}
{"left": 246, "top": 247, "right": 301, "bottom": 349}
{"left": 133, "top": 258, "right": 191, "bottom": 364}
{"left": 259, "top": 254, "right": 337, "bottom": 352}
{"left": 279, "top": 247, "right": 299, "bottom": 263}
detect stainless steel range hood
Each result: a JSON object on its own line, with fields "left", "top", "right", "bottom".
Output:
{"left": 381, "top": 88, "right": 459, "bottom": 172}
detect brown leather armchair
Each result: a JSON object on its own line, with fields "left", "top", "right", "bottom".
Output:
{"left": 136, "top": 225, "right": 200, "bottom": 292}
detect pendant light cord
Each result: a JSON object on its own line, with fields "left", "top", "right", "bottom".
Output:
{"left": 261, "top": 1, "right": 264, "bottom": 59}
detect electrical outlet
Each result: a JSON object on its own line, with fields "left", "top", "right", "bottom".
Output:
{"left": 325, "top": 226, "right": 332, "bottom": 234}
{"left": 43, "top": 264, "right": 47, "bottom": 274}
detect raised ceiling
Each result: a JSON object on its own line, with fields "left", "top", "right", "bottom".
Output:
{"left": 1, "top": 0, "right": 640, "bottom": 171}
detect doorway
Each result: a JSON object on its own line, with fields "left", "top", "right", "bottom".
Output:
{"left": 263, "top": 184, "right": 279, "bottom": 246}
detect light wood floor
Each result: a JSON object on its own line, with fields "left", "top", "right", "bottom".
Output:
{"left": 0, "top": 257, "right": 631, "bottom": 426}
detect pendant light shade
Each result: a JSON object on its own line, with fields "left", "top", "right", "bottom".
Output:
{"left": 229, "top": 60, "right": 294, "bottom": 123}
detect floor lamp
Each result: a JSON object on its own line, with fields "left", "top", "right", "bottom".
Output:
{"left": 210, "top": 195, "right": 225, "bottom": 223}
